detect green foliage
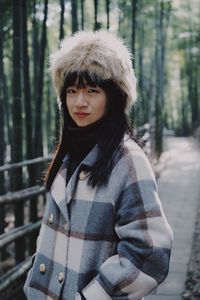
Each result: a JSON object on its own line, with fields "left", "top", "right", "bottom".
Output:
{"left": 1, "top": 0, "right": 200, "bottom": 163}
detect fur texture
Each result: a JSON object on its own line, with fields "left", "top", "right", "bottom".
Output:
{"left": 49, "top": 30, "right": 137, "bottom": 111}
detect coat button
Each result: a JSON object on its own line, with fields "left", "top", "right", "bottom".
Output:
{"left": 64, "top": 222, "right": 69, "bottom": 231}
{"left": 48, "top": 213, "right": 54, "bottom": 224}
{"left": 75, "top": 292, "right": 82, "bottom": 300}
{"left": 39, "top": 263, "right": 46, "bottom": 274}
{"left": 79, "top": 170, "right": 89, "bottom": 180}
{"left": 58, "top": 271, "right": 65, "bottom": 283}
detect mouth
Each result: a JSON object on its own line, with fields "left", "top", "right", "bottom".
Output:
{"left": 74, "top": 112, "right": 90, "bottom": 118}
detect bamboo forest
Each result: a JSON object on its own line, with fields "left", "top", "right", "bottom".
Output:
{"left": 0, "top": 0, "right": 200, "bottom": 299}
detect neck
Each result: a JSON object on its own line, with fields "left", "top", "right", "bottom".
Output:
{"left": 67, "top": 116, "right": 108, "bottom": 159}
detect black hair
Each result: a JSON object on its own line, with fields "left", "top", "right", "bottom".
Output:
{"left": 45, "top": 70, "right": 135, "bottom": 190}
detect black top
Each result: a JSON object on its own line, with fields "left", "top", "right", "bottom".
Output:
{"left": 66, "top": 116, "right": 108, "bottom": 184}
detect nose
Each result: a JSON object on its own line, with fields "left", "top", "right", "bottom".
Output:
{"left": 75, "top": 91, "right": 87, "bottom": 107}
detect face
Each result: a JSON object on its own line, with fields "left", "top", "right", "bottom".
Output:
{"left": 66, "top": 81, "right": 107, "bottom": 127}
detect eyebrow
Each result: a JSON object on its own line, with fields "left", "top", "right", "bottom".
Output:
{"left": 67, "top": 83, "right": 99, "bottom": 88}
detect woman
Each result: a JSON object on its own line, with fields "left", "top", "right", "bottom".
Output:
{"left": 24, "top": 30, "right": 173, "bottom": 300}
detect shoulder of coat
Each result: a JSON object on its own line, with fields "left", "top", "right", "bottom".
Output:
{"left": 123, "top": 136, "right": 151, "bottom": 168}
{"left": 123, "top": 136, "right": 155, "bottom": 181}
{"left": 123, "top": 136, "right": 143, "bottom": 154}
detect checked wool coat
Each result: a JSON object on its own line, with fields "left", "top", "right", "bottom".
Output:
{"left": 24, "top": 137, "right": 173, "bottom": 300}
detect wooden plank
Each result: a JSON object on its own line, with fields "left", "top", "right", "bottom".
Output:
{"left": 0, "top": 220, "right": 41, "bottom": 249}
{"left": 136, "top": 122, "right": 150, "bottom": 133}
{"left": 0, "top": 185, "right": 46, "bottom": 205}
{"left": 0, "top": 256, "right": 32, "bottom": 292}
{"left": 0, "top": 156, "right": 51, "bottom": 172}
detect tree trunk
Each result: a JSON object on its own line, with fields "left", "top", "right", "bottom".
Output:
{"left": 59, "top": 0, "right": 65, "bottom": 41}
{"left": 180, "top": 67, "right": 189, "bottom": 135}
{"left": 21, "top": 0, "right": 39, "bottom": 255}
{"left": 186, "top": 32, "right": 199, "bottom": 130}
{"left": 71, "top": 0, "right": 78, "bottom": 33}
{"left": 21, "top": 0, "right": 33, "bottom": 166}
{"left": 0, "top": 0, "right": 6, "bottom": 242}
{"left": 155, "top": 0, "right": 164, "bottom": 156}
{"left": 32, "top": 0, "right": 40, "bottom": 148}
{"left": 138, "top": 21, "right": 146, "bottom": 124}
{"left": 34, "top": 0, "right": 48, "bottom": 159}
{"left": 118, "top": 0, "right": 126, "bottom": 38}
{"left": 131, "top": 0, "right": 138, "bottom": 68}
{"left": 94, "top": 0, "right": 100, "bottom": 30}
{"left": 136, "top": 1, "right": 147, "bottom": 125}
{"left": 55, "top": 0, "right": 66, "bottom": 141}
{"left": 106, "top": 0, "right": 110, "bottom": 29}
{"left": 31, "top": 2, "right": 48, "bottom": 246}
{"left": 81, "top": 0, "right": 85, "bottom": 30}
{"left": 12, "top": 0, "right": 24, "bottom": 263}
{"left": 0, "top": 0, "right": 5, "bottom": 190}
{"left": 154, "top": 0, "right": 172, "bottom": 156}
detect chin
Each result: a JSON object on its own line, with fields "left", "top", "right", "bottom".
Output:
{"left": 76, "top": 121, "right": 90, "bottom": 127}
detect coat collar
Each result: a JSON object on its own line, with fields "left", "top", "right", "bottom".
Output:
{"left": 62, "top": 143, "right": 99, "bottom": 168}
{"left": 50, "top": 144, "right": 99, "bottom": 222}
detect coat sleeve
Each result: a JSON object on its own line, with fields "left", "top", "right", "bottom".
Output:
{"left": 81, "top": 143, "right": 173, "bottom": 300}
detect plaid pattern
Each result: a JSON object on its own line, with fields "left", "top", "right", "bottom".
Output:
{"left": 24, "top": 137, "right": 173, "bottom": 300}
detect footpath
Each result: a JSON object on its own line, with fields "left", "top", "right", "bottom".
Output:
{"left": 145, "top": 136, "right": 200, "bottom": 300}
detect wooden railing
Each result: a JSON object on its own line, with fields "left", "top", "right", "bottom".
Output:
{"left": 0, "top": 156, "right": 50, "bottom": 299}
{"left": 136, "top": 122, "right": 151, "bottom": 156}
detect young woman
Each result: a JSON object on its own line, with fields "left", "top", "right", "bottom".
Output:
{"left": 24, "top": 30, "right": 173, "bottom": 300}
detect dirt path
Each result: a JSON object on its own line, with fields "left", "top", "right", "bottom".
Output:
{"left": 145, "top": 136, "right": 200, "bottom": 300}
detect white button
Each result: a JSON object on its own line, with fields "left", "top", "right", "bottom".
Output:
{"left": 58, "top": 271, "right": 65, "bottom": 283}
{"left": 64, "top": 222, "right": 69, "bottom": 231}
{"left": 39, "top": 263, "right": 46, "bottom": 274}
{"left": 79, "top": 170, "right": 89, "bottom": 180}
{"left": 75, "top": 292, "right": 82, "bottom": 300}
{"left": 48, "top": 213, "right": 54, "bottom": 224}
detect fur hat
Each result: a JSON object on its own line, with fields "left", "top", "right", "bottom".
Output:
{"left": 49, "top": 30, "right": 137, "bottom": 112}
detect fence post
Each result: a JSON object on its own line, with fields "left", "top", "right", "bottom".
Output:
{"left": 0, "top": 171, "right": 6, "bottom": 261}
{"left": 0, "top": 156, "right": 50, "bottom": 297}
{"left": 28, "top": 164, "right": 41, "bottom": 255}
{"left": 11, "top": 167, "right": 25, "bottom": 263}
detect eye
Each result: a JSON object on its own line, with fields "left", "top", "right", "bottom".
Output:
{"left": 88, "top": 88, "right": 99, "bottom": 94}
{"left": 67, "top": 88, "right": 77, "bottom": 94}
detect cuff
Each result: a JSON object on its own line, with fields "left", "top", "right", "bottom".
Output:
{"left": 82, "top": 279, "right": 112, "bottom": 300}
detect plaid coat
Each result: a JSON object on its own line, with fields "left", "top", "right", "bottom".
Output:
{"left": 24, "top": 137, "right": 173, "bottom": 300}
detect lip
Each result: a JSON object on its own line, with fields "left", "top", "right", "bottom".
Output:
{"left": 74, "top": 112, "right": 90, "bottom": 118}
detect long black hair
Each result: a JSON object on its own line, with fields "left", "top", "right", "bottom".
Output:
{"left": 45, "top": 70, "right": 135, "bottom": 190}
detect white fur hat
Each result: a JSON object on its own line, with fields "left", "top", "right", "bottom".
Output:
{"left": 50, "top": 30, "right": 137, "bottom": 111}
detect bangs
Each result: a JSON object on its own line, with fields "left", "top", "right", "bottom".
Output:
{"left": 60, "top": 70, "right": 127, "bottom": 113}
{"left": 63, "top": 70, "right": 107, "bottom": 89}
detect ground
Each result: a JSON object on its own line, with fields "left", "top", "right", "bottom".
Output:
{"left": 183, "top": 199, "right": 200, "bottom": 300}
{"left": 145, "top": 136, "right": 200, "bottom": 300}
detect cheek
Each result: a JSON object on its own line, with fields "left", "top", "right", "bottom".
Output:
{"left": 98, "top": 97, "right": 107, "bottom": 115}
{"left": 66, "top": 98, "right": 72, "bottom": 112}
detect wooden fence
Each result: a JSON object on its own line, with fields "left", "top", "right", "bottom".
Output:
{"left": 0, "top": 123, "right": 151, "bottom": 299}
{"left": 0, "top": 157, "right": 50, "bottom": 299}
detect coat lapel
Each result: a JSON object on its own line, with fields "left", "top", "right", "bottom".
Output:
{"left": 50, "top": 156, "right": 70, "bottom": 222}
{"left": 66, "top": 144, "right": 99, "bottom": 204}
{"left": 50, "top": 145, "right": 99, "bottom": 219}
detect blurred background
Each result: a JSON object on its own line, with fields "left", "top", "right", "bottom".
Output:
{"left": 0, "top": 0, "right": 199, "bottom": 299}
